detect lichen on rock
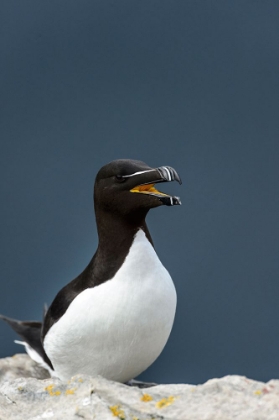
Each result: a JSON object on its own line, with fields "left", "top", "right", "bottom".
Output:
{"left": 1, "top": 354, "right": 279, "bottom": 419}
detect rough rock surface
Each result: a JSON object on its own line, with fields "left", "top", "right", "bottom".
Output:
{"left": 1, "top": 355, "right": 279, "bottom": 419}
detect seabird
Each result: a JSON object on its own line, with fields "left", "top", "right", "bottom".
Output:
{"left": 0, "top": 159, "right": 182, "bottom": 383}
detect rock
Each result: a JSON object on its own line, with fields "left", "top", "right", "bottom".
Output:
{"left": 1, "top": 355, "right": 279, "bottom": 419}
{"left": 0, "top": 354, "right": 50, "bottom": 382}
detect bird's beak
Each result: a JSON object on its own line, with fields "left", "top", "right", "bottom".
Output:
{"left": 125, "top": 166, "right": 182, "bottom": 206}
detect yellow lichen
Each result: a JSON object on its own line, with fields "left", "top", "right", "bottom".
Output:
{"left": 65, "top": 387, "right": 77, "bottom": 395}
{"left": 254, "top": 390, "right": 262, "bottom": 395}
{"left": 45, "top": 384, "right": 61, "bottom": 396}
{"left": 78, "top": 378, "right": 83, "bottom": 383}
{"left": 109, "top": 404, "right": 125, "bottom": 418}
{"left": 141, "top": 393, "right": 153, "bottom": 402}
{"left": 156, "top": 395, "right": 176, "bottom": 409}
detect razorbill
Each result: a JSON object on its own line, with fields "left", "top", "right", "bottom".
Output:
{"left": 0, "top": 159, "right": 182, "bottom": 383}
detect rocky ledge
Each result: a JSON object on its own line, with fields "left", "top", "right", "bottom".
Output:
{"left": 0, "top": 354, "right": 279, "bottom": 419}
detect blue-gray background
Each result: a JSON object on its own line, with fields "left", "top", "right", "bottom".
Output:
{"left": 0, "top": 1, "right": 278, "bottom": 385}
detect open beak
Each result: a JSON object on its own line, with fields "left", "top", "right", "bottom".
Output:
{"left": 127, "top": 166, "right": 182, "bottom": 206}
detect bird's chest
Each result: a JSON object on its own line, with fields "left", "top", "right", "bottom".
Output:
{"left": 44, "top": 230, "right": 176, "bottom": 381}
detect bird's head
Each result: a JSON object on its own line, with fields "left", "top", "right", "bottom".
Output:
{"left": 94, "top": 159, "right": 181, "bottom": 221}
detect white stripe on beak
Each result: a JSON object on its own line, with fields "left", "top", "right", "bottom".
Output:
{"left": 122, "top": 169, "right": 155, "bottom": 178}
{"left": 163, "top": 166, "right": 172, "bottom": 181}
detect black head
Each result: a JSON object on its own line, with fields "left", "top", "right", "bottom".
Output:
{"left": 94, "top": 159, "right": 181, "bottom": 220}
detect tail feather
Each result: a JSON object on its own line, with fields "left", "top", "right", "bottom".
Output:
{"left": 0, "top": 314, "right": 53, "bottom": 370}
{"left": 43, "top": 304, "right": 48, "bottom": 318}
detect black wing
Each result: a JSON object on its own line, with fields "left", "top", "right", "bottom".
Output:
{"left": 0, "top": 314, "right": 53, "bottom": 369}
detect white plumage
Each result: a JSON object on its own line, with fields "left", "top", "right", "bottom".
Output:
{"left": 43, "top": 229, "right": 177, "bottom": 382}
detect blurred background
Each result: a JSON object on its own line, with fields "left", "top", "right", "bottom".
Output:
{"left": 0, "top": 1, "right": 278, "bottom": 385}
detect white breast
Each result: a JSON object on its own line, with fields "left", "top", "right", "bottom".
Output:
{"left": 44, "top": 229, "right": 177, "bottom": 382}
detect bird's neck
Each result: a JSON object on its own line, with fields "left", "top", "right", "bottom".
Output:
{"left": 95, "top": 210, "right": 153, "bottom": 256}
{"left": 82, "top": 210, "right": 154, "bottom": 285}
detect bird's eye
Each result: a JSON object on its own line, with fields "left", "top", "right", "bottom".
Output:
{"left": 115, "top": 175, "right": 126, "bottom": 182}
